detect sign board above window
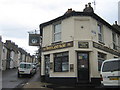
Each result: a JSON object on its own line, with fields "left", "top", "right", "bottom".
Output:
{"left": 42, "top": 41, "right": 73, "bottom": 52}
{"left": 93, "top": 42, "right": 120, "bottom": 56}
{"left": 78, "top": 42, "right": 89, "bottom": 48}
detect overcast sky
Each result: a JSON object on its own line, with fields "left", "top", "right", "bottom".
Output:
{"left": 0, "top": 0, "right": 119, "bottom": 55}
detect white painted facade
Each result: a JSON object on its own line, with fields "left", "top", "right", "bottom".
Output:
{"left": 40, "top": 12, "right": 120, "bottom": 84}
{"left": 118, "top": 1, "right": 120, "bottom": 24}
{"left": 1, "top": 45, "right": 7, "bottom": 70}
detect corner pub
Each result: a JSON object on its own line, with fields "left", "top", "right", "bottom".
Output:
{"left": 39, "top": 3, "right": 120, "bottom": 86}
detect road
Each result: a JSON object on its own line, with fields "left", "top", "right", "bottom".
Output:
{"left": 2, "top": 67, "right": 40, "bottom": 89}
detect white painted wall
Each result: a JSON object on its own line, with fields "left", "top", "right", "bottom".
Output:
{"left": 41, "top": 15, "right": 120, "bottom": 78}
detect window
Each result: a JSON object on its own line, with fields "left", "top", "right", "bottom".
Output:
{"left": 45, "top": 55, "right": 50, "bottom": 75}
{"left": 97, "top": 24, "right": 103, "bottom": 42}
{"left": 112, "top": 32, "right": 117, "bottom": 50}
{"left": 54, "top": 52, "right": 69, "bottom": 72}
{"left": 20, "top": 64, "right": 31, "bottom": 69}
{"left": 102, "top": 60, "right": 120, "bottom": 72}
{"left": 53, "top": 23, "right": 61, "bottom": 42}
{"left": 98, "top": 52, "right": 106, "bottom": 71}
{"left": 118, "top": 35, "right": 120, "bottom": 50}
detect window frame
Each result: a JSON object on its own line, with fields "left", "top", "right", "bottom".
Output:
{"left": 117, "top": 35, "right": 120, "bottom": 50}
{"left": 98, "top": 52, "right": 106, "bottom": 71}
{"left": 97, "top": 24, "right": 104, "bottom": 43}
{"left": 54, "top": 52, "right": 69, "bottom": 72}
{"left": 112, "top": 32, "right": 117, "bottom": 50}
{"left": 53, "top": 23, "right": 62, "bottom": 43}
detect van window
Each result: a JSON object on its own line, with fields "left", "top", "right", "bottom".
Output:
{"left": 20, "top": 64, "right": 31, "bottom": 69}
{"left": 102, "top": 60, "right": 120, "bottom": 72}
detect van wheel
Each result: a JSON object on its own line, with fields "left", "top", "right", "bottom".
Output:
{"left": 18, "top": 73, "right": 20, "bottom": 78}
{"left": 29, "top": 73, "right": 32, "bottom": 77}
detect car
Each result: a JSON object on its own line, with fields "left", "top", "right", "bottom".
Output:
{"left": 32, "top": 64, "right": 37, "bottom": 73}
{"left": 100, "top": 58, "right": 120, "bottom": 87}
{"left": 18, "top": 62, "right": 36, "bottom": 78}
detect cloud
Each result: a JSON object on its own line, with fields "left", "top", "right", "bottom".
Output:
{"left": 0, "top": 0, "right": 119, "bottom": 55}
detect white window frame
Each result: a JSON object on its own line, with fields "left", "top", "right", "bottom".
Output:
{"left": 117, "top": 35, "right": 120, "bottom": 50}
{"left": 112, "top": 32, "right": 117, "bottom": 50}
{"left": 53, "top": 23, "right": 61, "bottom": 42}
{"left": 97, "top": 24, "right": 104, "bottom": 43}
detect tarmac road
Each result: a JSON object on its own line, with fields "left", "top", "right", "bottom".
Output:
{"left": 2, "top": 67, "right": 40, "bottom": 89}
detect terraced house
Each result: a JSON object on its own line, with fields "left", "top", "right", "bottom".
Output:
{"left": 40, "top": 3, "right": 120, "bottom": 86}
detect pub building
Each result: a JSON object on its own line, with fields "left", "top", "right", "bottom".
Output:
{"left": 39, "top": 3, "right": 120, "bottom": 86}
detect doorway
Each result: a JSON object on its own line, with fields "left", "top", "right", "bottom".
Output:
{"left": 44, "top": 55, "right": 50, "bottom": 81}
{"left": 77, "top": 52, "right": 89, "bottom": 83}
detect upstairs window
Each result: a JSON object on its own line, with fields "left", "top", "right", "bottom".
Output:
{"left": 97, "top": 24, "right": 103, "bottom": 43}
{"left": 118, "top": 35, "right": 120, "bottom": 50}
{"left": 112, "top": 32, "right": 117, "bottom": 50}
{"left": 53, "top": 23, "right": 61, "bottom": 42}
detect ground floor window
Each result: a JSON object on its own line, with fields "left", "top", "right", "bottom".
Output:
{"left": 44, "top": 55, "right": 50, "bottom": 75}
{"left": 98, "top": 52, "right": 106, "bottom": 71}
{"left": 54, "top": 52, "right": 69, "bottom": 72}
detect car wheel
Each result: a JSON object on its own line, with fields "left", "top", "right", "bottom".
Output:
{"left": 29, "top": 73, "right": 32, "bottom": 77}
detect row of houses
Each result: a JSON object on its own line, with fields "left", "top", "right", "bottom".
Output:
{"left": 0, "top": 36, "right": 37, "bottom": 71}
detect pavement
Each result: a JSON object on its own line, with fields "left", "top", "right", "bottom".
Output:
{"left": 22, "top": 81, "right": 76, "bottom": 89}
{"left": 23, "top": 81, "right": 53, "bottom": 89}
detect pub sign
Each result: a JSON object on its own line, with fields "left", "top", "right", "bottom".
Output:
{"left": 29, "top": 34, "right": 40, "bottom": 46}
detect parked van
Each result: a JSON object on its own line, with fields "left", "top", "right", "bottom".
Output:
{"left": 18, "top": 62, "right": 36, "bottom": 77}
{"left": 100, "top": 58, "right": 120, "bottom": 87}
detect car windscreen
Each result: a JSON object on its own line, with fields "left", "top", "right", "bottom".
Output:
{"left": 102, "top": 60, "right": 120, "bottom": 72}
{"left": 20, "top": 64, "right": 31, "bottom": 69}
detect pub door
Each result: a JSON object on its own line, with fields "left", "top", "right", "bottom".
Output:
{"left": 44, "top": 55, "right": 50, "bottom": 81}
{"left": 77, "top": 52, "right": 89, "bottom": 83}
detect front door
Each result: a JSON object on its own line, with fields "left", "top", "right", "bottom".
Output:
{"left": 77, "top": 52, "right": 89, "bottom": 83}
{"left": 45, "top": 55, "right": 50, "bottom": 81}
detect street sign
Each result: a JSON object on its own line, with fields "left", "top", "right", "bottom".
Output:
{"left": 29, "top": 34, "right": 40, "bottom": 46}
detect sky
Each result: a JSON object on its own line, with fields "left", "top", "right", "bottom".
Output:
{"left": 0, "top": 0, "right": 119, "bottom": 55}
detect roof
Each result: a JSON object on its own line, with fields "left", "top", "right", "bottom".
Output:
{"left": 40, "top": 11, "right": 120, "bottom": 36}
{"left": 112, "top": 25, "right": 120, "bottom": 32}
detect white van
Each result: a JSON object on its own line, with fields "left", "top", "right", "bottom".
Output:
{"left": 18, "top": 62, "right": 36, "bottom": 77}
{"left": 100, "top": 58, "right": 120, "bottom": 87}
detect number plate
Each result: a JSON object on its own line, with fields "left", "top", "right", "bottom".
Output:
{"left": 109, "top": 77, "right": 120, "bottom": 80}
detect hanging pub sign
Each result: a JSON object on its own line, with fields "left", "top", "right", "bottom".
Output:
{"left": 29, "top": 34, "right": 40, "bottom": 46}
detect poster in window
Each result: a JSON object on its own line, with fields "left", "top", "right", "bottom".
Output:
{"left": 54, "top": 60, "right": 61, "bottom": 72}
{"left": 62, "top": 62, "right": 69, "bottom": 72}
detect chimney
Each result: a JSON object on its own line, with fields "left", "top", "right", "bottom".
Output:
{"left": 0, "top": 36, "right": 2, "bottom": 42}
{"left": 65, "top": 8, "right": 73, "bottom": 14}
{"left": 6, "top": 40, "right": 11, "bottom": 43}
{"left": 83, "top": 2, "right": 94, "bottom": 12}
{"left": 115, "top": 21, "right": 117, "bottom": 25}
{"left": 88, "top": 2, "right": 91, "bottom": 7}
{"left": 85, "top": 4, "right": 87, "bottom": 8}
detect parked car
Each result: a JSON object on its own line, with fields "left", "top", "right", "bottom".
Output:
{"left": 18, "top": 62, "right": 36, "bottom": 78}
{"left": 100, "top": 58, "right": 120, "bottom": 87}
{"left": 32, "top": 64, "right": 37, "bottom": 73}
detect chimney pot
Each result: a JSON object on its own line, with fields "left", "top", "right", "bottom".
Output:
{"left": 115, "top": 21, "right": 117, "bottom": 25}
{"left": 88, "top": 2, "right": 91, "bottom": 7}
{"left": 65, "top": 8, "right": 73, "bottom": 14}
